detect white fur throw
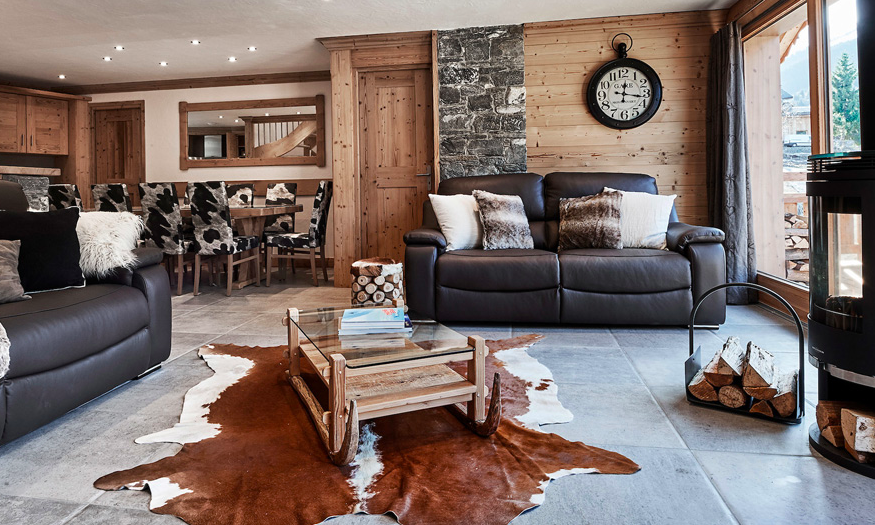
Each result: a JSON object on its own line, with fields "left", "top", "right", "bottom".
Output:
{"left": 0, "top": 322, "right": 10, "bottom": 379}
{"left": 77, "top": 212, "right": 144, "bottom": 278}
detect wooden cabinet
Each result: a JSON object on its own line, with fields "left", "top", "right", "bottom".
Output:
{"left": 0, "top": 93, "right": 26, "bottom": 153}
{"left": 0, "top": 93, "right": 68, "bottom": 155}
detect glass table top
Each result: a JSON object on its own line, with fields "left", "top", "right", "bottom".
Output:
{"left": 289, "top": 306, "right": 472, "bottom": 369}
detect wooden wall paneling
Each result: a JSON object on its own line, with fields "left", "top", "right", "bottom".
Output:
{"left": 54, "top": 70, "right": 331, "bottom": 96}
{"left": 315, "top": 93, "right": 326, "bottom": 167}
{"left": 0, "top": 84, "right": 89, "bottom": 102}
{"left": 744, "top": 34, "right": 786, "bottom": 278}
{"left": 524, "top": 9, "right": 724, "bottom": 226}
{"left": 55, "top": 99, "right": 92, "bottom": 208}
{"left": 807, "top": 0, "right": 829, "bottom": 155}
{"left": 329, "top": 48, "right": 360, "bottom": 287}
{"left": 431, "top": 30, "right": 441, "bottom": 184}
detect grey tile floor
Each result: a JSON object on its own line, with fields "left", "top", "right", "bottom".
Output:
{"left": 1, "top": 275, "right": 873, "bottom": 525}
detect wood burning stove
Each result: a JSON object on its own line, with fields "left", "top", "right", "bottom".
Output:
{"left": 807, "top": 151, "right": 875, "bottom": 476}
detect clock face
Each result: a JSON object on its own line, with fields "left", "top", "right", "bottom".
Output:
{"left": 586, "top": 57, "right": 662, "bottom": 129}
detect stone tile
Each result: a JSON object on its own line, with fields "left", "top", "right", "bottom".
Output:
{"left": 711, "top": 323, "right": 807, "bottom": 354}
{"left": 512, "top": 446, "right": 735, "bottom": 525}
{"left": 88, "top": 361, "right": 213, "bottom": 417}
{"left": 0, "top": 409, "right": 176, "bottom": 504}
{"left": 513, "top": 325, "right": 618, "bottom": 348}
{"left": 167, "top": 332, "right": 219, "bottom": 361}
{"left": 527, "top": 346, "right": 641, "bottom": 386}
{"left": 208, "top": 333, "right": 289, "bottom": 348}
{"left": 695, "top": 449, "right": 875, "bottom": 525}
{"left": 650, "top": 386, "right": 816, "bottom": 456}
{"left": 65, "top": 504, "right": 183, "bottom": 524}
{"left": 170, "top": 309, "right": 260, "bottom": 334}
{"left": 0, "top": 494, "right": 83, "bottom": 525}
{"left": 725, "top": 304, "right": 794, "bottom": 326}
{"left": 612, "top": 326, "right": 724, "bottom": 349}
{"left": 225, "top": 312, "right": 289, "bottom": 337}
{"left": 545, "top": 383, "right": 686, "bottom": 449}
{"left": 169, "top": 291, "right": 224, "bottom": 309}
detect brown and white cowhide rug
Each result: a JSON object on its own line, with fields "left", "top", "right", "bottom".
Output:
{"left": 95, "top": 335, "right": 639, "bottom": 524}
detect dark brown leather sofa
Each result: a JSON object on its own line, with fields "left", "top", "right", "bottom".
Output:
{"left": 0, "top": 180, "right": 171, "bottom": 445}
{"left": 403, "top": 172, "right": 727, "bottom": 325}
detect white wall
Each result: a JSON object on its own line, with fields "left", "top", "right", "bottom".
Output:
{"left": 88, "top": 82, "right": 336, "bottom": 257}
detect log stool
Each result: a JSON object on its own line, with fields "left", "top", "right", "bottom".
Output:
{"left": 350, "top": 257, "right": 404, "bottom": 307}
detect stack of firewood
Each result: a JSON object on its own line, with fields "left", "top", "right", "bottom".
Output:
{"left": 688, "top": 336, "right": 798, "bottom": 419}
{"left": 350, "top": 257, "right": 404, "bottom": 307}
{"left": 784, "top": 213, "right": 809, "bottom": 284}
{"left": 816, "top": 401, "right": 875, "bottom": 463}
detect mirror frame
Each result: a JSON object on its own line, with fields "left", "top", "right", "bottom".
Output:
{"left": 179, "top": 95, "right": 325, "bottom": 169}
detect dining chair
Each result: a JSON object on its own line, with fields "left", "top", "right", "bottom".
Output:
{"left": 263, "top": 182, "right": 298, "bottom": 278}
{"left": 91, "top": 183, "right": 133, "bottom": 212}
{"left": 48, "top": 184, "right": 82, "bottom": 210}
{"left": 139, "top": 182, "right": 203, "bottom": 295}
{"left": 188, "top": 181, "right": 261, "bottom": 296}
{"left": 264, "top": 180, "right": 332, "bottom": 287}
{"left": 226, "top": 183, "right": 255, "bottom": 208}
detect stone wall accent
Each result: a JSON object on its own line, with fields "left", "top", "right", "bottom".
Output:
{"left": 437, "top": 25, "right": 526, "bottom": 180}
{"left": 0, "top": 174, "right": 49, "bottom": 211}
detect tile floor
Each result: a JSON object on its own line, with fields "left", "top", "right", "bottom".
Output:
{"left": 1, "top": 274, "right": 873, "bottom": 525}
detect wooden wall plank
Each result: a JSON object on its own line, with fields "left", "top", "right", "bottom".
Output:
{"left": 524, "top": 9, "right": 725, "bottom": 225}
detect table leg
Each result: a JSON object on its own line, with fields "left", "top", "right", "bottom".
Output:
{"left": 286, "top": 308, "right": 300, "bottom": 376}
{"left": 467, "top": 335, "right": 486, "bottom": 421}
{"left": 329, "top": 354, "right": 347, "bottom": 454}
{"left": 233, "top": 216, "right": 265, "bottom": 288}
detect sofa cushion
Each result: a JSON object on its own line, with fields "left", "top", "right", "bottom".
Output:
{"left": 560, "top": 248, "right": 691, "bottom": 293}
{"left": 437, "top": 249, "right": 559, "bottom": 291}
{"left": 0, "top": 284, "right": 149, "bottom": 378}
{"left": 544, "top": 172, "right": 679, "bottom": 222}
{"left": 438, "top": 173, "right": 546, "bottom": 220}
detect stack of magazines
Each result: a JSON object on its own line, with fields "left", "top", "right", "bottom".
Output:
{"left": 338, "top": 307, "right": 413, "bottom": 336}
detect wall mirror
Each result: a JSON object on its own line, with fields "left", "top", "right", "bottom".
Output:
{"left": 179, "top": 95, "right": 325, "bottom": 169}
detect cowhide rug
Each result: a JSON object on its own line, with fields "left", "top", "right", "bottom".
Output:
{"left": 95, "top": 335, "right": 639, "bottom": 524}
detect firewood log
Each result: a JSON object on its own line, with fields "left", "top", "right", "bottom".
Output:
{"left": 356, "top": 275, "right": 371, "bottom": 287}
{"left": 843, "top": 440, "right": 875, "bottom": 464}
{"left": 373, "top": 275, "right": 386, "bottom": 286}
{"left": 717, "top": 336, "right": 746, "bottom": 377}
{"left": 822, "top": 425, "right": 845, "bottom": 448}
{"left": 718, "top": 384, "right": 749, "bottom": 408}
{"left": 688, "top": 369, "right": 718, "bottom": 402}
{"left": 364, "top": 283, "right": 377, "bottom": 295}
{"left": 356, "top": 291, "right": 369, "bottom": 303}
{"left": 744, "top": 385, "right": 778, "bottom": 400}
{"left": 743, "top": 342, "right": 775, "bottom": 388}
{"left": 372, "top": 290, "right": 386, "bottom": 303}
{"left": 817, "top": 401, "right": 865, "bottom": 432}
{"left": 771, "top": 370, "right": 798, "bottom": 418}
{"left": 841, "top": 409, "right": 875, "bottom": 457}
{"left": 388, "top": 273, "right": 402, "bottom": 284}
{"left": 391, "top": 288, "right": 402, "bottom": 300}
{"left": 351, "top": 282, "right": 363, "bottom": 293}
{"left": 382, "top": 282, "right": 395, "bottom": 293}
{"left": 703, "top": 352, "right": 734, "bottom": 387}
{"left": 750, "top": 400, "right": 774, "bottom": 417}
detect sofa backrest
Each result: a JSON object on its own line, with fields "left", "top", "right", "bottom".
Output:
{"left": 0, "top": 181, "right": 29, "bottom": 211}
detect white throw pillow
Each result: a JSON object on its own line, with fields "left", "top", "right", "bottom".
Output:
{"left": 604, "top": 187, "right": 677, "bottom": 250}
{"left": 428, "top": 194, "right": 482, "bottom": 251}
{"left": 77, "top": 211, "right": 144, "bottom": 278}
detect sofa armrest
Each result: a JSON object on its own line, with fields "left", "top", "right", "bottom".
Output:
{"left": 89, "top": 247, "right": 165, "bottom": 286}
{"left": 667, "top": 222, "right": 725, "bottom": 252}
{"left": 403, "top": 228, "right": 448, "bottom": 250}
{"left": 131, "top": 264, "right": 172, "bottom": 368}
{"left": 687, "top": 243, "right": 727, "bottom": 325}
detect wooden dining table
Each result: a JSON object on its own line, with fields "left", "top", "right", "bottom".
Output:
{"left": 133, "top": 204, "right": 304, "bottom": 289}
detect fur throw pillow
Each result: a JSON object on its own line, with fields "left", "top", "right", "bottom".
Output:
{"left": 0, "top": 240, "right": 29, "bottom": 304}
{"left": 559, "top": 191, "right": 623, "bottom": 250}
{"left": 77, "top": 212, "right": 144, "bottom": 278}
{"left": 604, "top": 187, "right": 677, "bottom": 250}
{"left": 472, "top": 190, "right": 534, "bottom": 250}
{"left": 0, "top": 322, "right": 10, "bottom": 379}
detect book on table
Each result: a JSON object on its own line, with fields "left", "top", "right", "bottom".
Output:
{"left": 339, "top": 307, "right": 412, "bottom": 336}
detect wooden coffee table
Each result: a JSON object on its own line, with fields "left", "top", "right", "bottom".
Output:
{"left": 282, "top": 306, "right": 501, "bottom": 465}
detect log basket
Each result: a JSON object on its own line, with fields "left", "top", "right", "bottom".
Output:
{"left": 686, "top": 282, "right": 805, "bottom": 424}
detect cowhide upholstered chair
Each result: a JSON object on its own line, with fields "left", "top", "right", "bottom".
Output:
{"left": 263, "top": 182, "right": 298, "bottom": 233}
{"left": 48, "top": 184, "right": 83, "bottom": 210}
{"left": 187, "top": 181, "right": 261, "bottom": 296}
{"left": 264, "top": 180, "right": 332, "bottom": 287}
{"left": 139, "top": 182, "right": 197, "bottom": 296}
{"left": 91, "top": 183, "right": 133, "bottom": 212}
{"left": 226, "top": 183, "right": 255, "bottom": 208}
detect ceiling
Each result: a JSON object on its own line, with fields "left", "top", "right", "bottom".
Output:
{"left": 0, "top": 0, "right": 732, "bottom": 89}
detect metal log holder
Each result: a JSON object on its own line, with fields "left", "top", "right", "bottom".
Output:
{"left": 685, "top": 283, "right": 805, "bottom": 424}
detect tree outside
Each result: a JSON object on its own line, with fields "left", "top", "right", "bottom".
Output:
{"left": 831, "top": 52, "right": 861, "bottom": 148}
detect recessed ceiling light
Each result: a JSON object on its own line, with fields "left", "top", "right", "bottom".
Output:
{"left": 228, "top": 56, "right": 237, "bottom": 62}
{"left": 159, "top": 61, "right": 168, "bottom": 66}
{"left": 103, "top": 56, "right": 112, "bottom": 61}
{"left": 296, "top": 111, "right": 300, "bottom": 114}
{"left": 265, "top": 113, "right": 270, "bottom": 116}
{"left": 191, "top": 39, "right": 201, "bottom": 45}
{"left": 234, "top": 119, "right": 239, "bottom": 123}
{"left": 218, "top": 115, "right": 223, "bottom": 119}
{"left": 248, "top": 46, "right": 257, "bottom": 52}
{"left": 58, "top": 74, "right": 66, "bottom": 79}
{"left": 114, "top": 45, "right": 124, "bottom": 51}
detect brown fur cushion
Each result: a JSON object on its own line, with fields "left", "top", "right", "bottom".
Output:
{"left": 472, "top": 190, "right": 534, "bottom": 250}
{"left": 559, "top": 191, "right": 623, "bottom": 250}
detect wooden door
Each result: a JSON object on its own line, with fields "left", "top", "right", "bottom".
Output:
{"left": 0, "top": 93, "right": 26, "bottom": 153}
{"left": 91, "top": 102, "right": 145, "bottom": 205}
{"left": 358, "top": 69, "right": 433, "bottom": 263}
{"left": 26, "top": 96, "right": 68, "bottom": 155}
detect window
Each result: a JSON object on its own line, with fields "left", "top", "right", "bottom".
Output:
{"left": 826, "top": 0, "right": 861, "bottom": 153}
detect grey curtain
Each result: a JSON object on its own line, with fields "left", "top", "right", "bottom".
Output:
{"left": 706, "top": 22, "right": 756, "bottom": 304}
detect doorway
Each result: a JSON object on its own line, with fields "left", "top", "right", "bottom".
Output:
{"left": 90, "top": 101, "right": 145, "bottom": 206}
{"left": 358, "top": 69, "right": 434, "bottom": 263}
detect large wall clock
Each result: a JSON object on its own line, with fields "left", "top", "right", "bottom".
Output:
{"left": 586, "top": 34, "right": 663, "bottom": 130}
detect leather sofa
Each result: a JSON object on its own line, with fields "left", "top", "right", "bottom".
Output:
{"left": 404, "top": 172, "right": 727, "bottom": 326}
{"left": 0, "top": 181, "right": 171, "bottom": 445}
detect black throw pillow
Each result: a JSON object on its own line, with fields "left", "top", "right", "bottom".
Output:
{"left": 0, "top": 207, "right": 85, "bottom": 292}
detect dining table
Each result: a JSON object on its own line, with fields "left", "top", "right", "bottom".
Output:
{"left": 131, "top": 204, "right": 304, "bottom": 289}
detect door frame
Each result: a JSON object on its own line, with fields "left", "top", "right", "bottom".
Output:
{"left": 89, "top": 100, "right": 146, "bottom": 205}
{"left": 320, "top": 31, "right": 435, "bottom": 287}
